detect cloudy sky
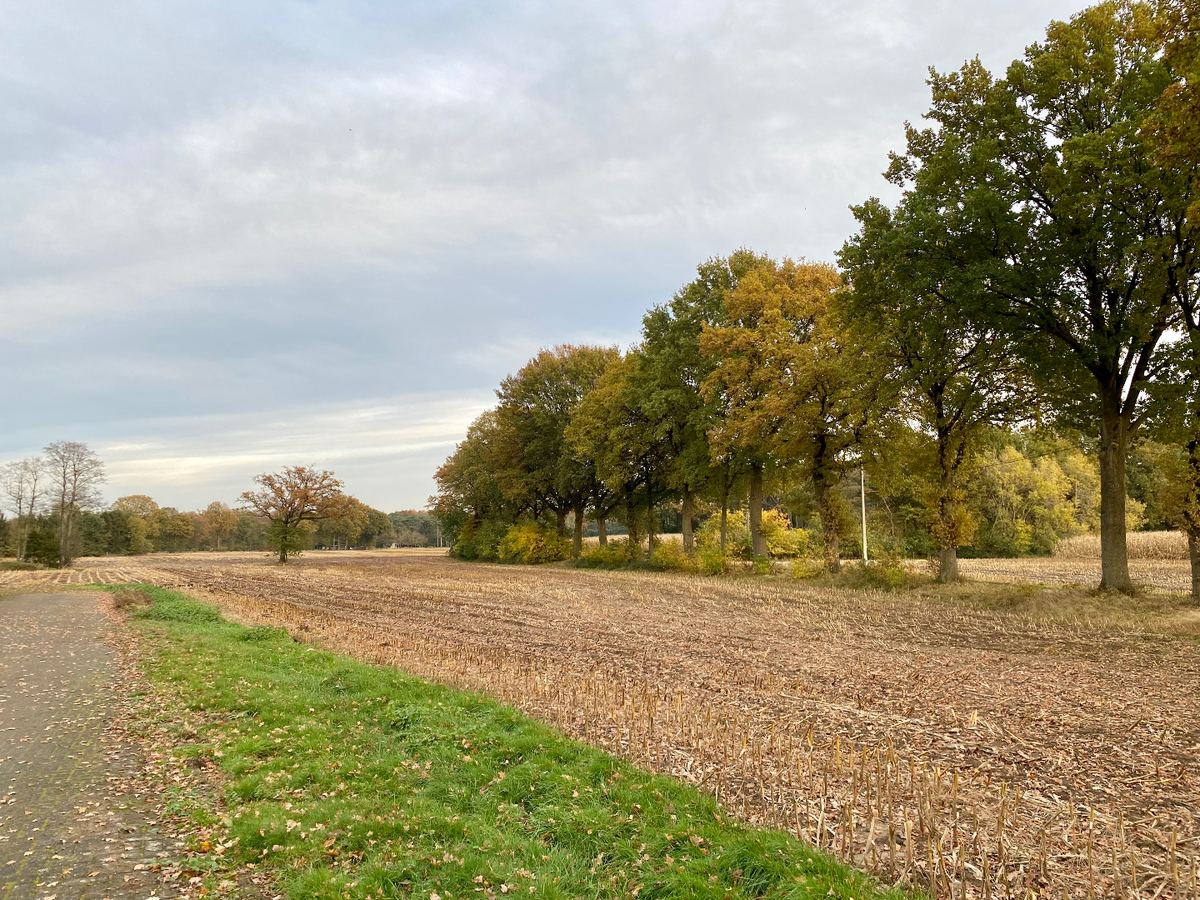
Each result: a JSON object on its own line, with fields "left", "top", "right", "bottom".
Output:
{"left": 1, "top": 0, "right": 1084, "bottom": 512}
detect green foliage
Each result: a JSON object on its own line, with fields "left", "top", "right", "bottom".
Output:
{"left": 387, "top": 510, "right": 440, "bottom": 547}
{"left": 696, "top": 546, "right": 729, "bottom": 575}
{"left": 121, "top": 588, "right": 896, "bottom": 900}
{"left": 450, "top": 520, "right": 509, "bottom": 561}
{"left": 962, "top": 441, "right": 1101, "bottom": 556}
{"left": 576, "top": 538, "right": 639, "bottom": 569}
{"left": 497, "top": 523, "right": 571, "bottom": 564}
{"left": 24, "top": 527, "right": 60, "bottom": 567}
{"left": 648, "top": 540, "right": 690, "bottom": 571}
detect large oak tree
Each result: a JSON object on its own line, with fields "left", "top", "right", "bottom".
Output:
{"left": 884, "top": 0, "right": 1196, "bottom": 591}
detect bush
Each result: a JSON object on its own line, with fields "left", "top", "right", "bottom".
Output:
{"left": 649, "top": 540, "right": 690, "bottom": 571}
{"left": 497, "top": 524, "right": 570, "bottom": 564}
{"left": 838, "top": 549, "right": 912, "bottom": 590}
{"left": 451, "top": 520, "right": 508, "bottom": 561}
{"left": 696, "top": 510, "right": 813, "bottom": 559}
{"left": 577, "top": 539, "right": 638, "bottom": 569}
{"left": 696, "top": 546, "right": 728, "bottom": 575}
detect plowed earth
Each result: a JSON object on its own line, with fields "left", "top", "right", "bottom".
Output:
{"left": 7, "top": 551, "right": 1199, "bottom": 899}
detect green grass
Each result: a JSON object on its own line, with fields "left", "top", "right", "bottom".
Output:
{"left": 113, "top": 585, "right": 902, "bottom": 900}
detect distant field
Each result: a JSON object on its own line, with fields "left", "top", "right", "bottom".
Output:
{"left": 9, "top": 549, "right": 1198, "bottom": 898}
{"left": 1054, "top": 530, "right": 1190, "bottom": 560}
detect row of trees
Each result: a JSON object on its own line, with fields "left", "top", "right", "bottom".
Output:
{"left": 434, "top": 0, "right": 1200, "bottom": 596}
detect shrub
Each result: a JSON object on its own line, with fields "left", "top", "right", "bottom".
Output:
{"left": 839, "top": 549, "right": 912, "bottom": 590}
{"left": 451, "top": 520, "right": 508, "bottom": 561}
{"left": 577, "top": 539, "right": 638, "bottom": 569}
{"left": 497, "top": 523, "right": 571, "bottom": 564}
{"left": 649, "top": 540, "right": 690, "bottom": 571}
{"left": 696, "top": 547, "right": 728, "bottom": 575}
{"left": 696, "top": 510, "right": 812, "bottom": 559}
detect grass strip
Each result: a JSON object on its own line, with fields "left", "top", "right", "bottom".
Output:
{"left": 122, "top": 585, "right": 904, "bottom": 900}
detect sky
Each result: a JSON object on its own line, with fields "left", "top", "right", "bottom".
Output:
{"left": 0, "top": 0, "right": 1085, "bottom": 512}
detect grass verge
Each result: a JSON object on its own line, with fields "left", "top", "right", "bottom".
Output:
{"left": 115, "top": 585, "right": 903, "bottom": 900}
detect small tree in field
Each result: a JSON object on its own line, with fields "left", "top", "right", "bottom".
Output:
{"left": 240, "top": 466, "right": 349, "bottom": 562}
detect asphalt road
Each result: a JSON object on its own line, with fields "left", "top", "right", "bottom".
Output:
{"left": 0, "top": 593, "right": 182, "bottom": 900}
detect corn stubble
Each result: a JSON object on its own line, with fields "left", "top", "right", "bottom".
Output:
{"left": 13, "top": 550, "right": 1200, "bottom": 899}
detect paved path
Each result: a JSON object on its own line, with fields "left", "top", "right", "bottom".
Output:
{"left": 0, "top": 593, "right": 181, "bottom": 900}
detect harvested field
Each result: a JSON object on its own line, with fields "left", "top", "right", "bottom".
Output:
{"left": 11, "top": 550, "right": 1200, "bottom": 899}
{"left": 1055, "top": 531, "right": 1191, "bottom": 561}
{"left": 955, "top": 556, "right": 1195, "bottom": 593}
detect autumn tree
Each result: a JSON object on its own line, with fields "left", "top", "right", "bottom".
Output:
{"left": 44, "top": 441, "right": 105, "bottom": 567}
{"left": 494, "top": 345, "right": 619, "bottom": 557}
{"left": 841, "top": 199, "right": 1035, "bottom": 582}
{"left": 200, "top": 501, "right": 239, "bottom": 550}
{"left": 240, "top": 466, "right": 350, "bottom": 562}
{"left": 703, "top": 259, "right": 881, "bottom": 570}
{"left": 884, "top": 1, "right": 1196, "bottom": 591}
{"left": 639, "top": 251, "right": 769, "bottom": 553}
{"left": 567, "top": 350, "right": 675, "bottom": 556}
{"left": 1, "top": 457, "right": 44, "bottom": 562}
{"left": 317, "top": 496, "right": 371, "bottom": 549}
{"left": 432, "top": 411, "right": 516, "bottom": 548}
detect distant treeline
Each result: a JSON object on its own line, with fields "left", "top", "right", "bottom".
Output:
{"left": 0, "top": 494, "right": 440, "bottom": 566}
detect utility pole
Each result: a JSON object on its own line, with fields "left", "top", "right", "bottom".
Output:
{"left": 860, "top": 466, "right": 868, "bottom": 563}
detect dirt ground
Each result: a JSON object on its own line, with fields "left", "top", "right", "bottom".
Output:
{"left": 6, "top": 551, "right": 1199, "bottom": 899}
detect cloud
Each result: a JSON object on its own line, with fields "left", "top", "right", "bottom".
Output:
{"left": 0, "top": 0, "right": 1086, "bottom": 506}
{"left": 89, "top": 393, "right": 493, "bottom": 511}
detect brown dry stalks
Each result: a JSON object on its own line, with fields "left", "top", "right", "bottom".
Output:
{"left": 7, "top": 550, "right": 1200, "bottom": 899}
{"left": 111, "top": 588, "right": 154, "bottom": 609}
{"left": 1055, "top": 531, "right": 1189, "bottom": 561}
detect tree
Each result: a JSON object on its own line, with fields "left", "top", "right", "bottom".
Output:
{"left": 638, "top": 251, "right": 768, "bottom": 554}
{"left": 1144, "top": 0, "right": 1200, "bottom": 600}
{"left": 316, "top": 496, "right": 371, "bottom": 549}
{"left": 44, "top": 441, "right": 105, "bottom": 567}
{"left": 494, "top": 345, "right": 618, "bottom": 557}
{"left": 702, "top": 258, "right": 881, "bottom": 570}
{"left": 1, "top": 457, "right": 44, "bottom": 561}
{"left": 432, "top": 411, "right": 515, "bottom": 549}
{"left": 841, "top": 198, "right": 1035, "bottom": 581}
{"left": 240, "top": 466, "right": 350, "bottom": 562}
{"left": 883, "top": 1, "right": 1196, "bottom": 592}
{"left": 567, "top": 350, "right": 674, "bottom": 556}
{"left": 200, "top": 501, "right": 239, "bottom": 550}
{"left": 114, "top": 494, "right": 161, "bottom": 553}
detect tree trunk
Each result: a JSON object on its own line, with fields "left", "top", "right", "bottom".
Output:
{"left": 720, "top": 471, "right": 729, "bottom": 555}
{"left": 1098, "top": 395, "right": 1134, "bottom": 593}
{"left": 749, "top": 463, "right": 766, "bottom": 558}
{"left": 572, "top": 501, "right": 584, "bottom": 559}
{"left": 681, "top": 484, "right": 694, "bottom": 555}
{"left": 936, "top": 444, "right": 959, "bottom": 584}
{"left": 556, "top": 508, "right": 567, "bottom": 538}
{"left": 939, "top": 547, "right": 959, "bottom": 584}
{"left": 597, "top": 517, "right": 607, "bottom": 547}
{"left": 646, "top": 482, "right": 657, "bottom": 556}
{"left": 812, "top": 465, "right": 840, "bottom": 574}
{"left": 625, "top": 493, "right": 640, "bottom": 554}
{"left": 1190, "top": 532, "right": 1200, "bottom": 603}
